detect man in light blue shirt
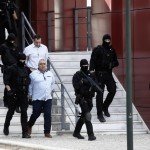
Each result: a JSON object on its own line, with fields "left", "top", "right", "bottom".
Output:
{"left": 28, "top": 59, "right": 55, "bottom": 138}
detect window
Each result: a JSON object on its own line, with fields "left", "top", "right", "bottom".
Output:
{"left": 87, "top": 0, "right": 91, "bottom": 6}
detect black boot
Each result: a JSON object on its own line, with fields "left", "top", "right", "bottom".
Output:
{"left": 73, "top": 133, "right": 84, "bottom": 139}
{"left": 88, "top": 134, "right": 96, "bottom": 141}
{"left": 103, "top": 108, "right": 110, "bottom": 117}
{"left": 22, "top": 132, "right": 31, "bottom": 138}
{"left": 16, "top": 106, "right": 21, "bottom": 113}
{"left": 73, "top": 118, "right": 84, "bottom": 139}
{"left": 97, "top": 114, "right": 106, "bottom": 122}
{"left": 3, "top": 96, "right": 8, "bottom": 107}
{"left": 3, "top": 126, "right": 9, "bottom": 135}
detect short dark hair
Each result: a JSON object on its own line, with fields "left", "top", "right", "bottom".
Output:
{"left": 33, "top": 34, "right": 41, "bottom": 40}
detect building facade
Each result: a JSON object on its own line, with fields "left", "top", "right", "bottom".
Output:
{"left": 18, "top": 0, "right": 150, "bottom": 128}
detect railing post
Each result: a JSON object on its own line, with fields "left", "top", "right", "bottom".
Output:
{"left": 61, "top": 84, "right": 65, "bottom": 130}
{"left": 21, "top": 12, "right": 25, "bottom": 50}
{"left": 75, "top": 106, "right": 78, "bottom": 124}
{"left": 74, "top": 9, "right": 79, "bottom": 51}
{"left": 87, "top": 7, "right": 92, "bottom": 51}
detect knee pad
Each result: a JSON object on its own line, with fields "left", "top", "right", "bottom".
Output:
{"left": 85, "top": 112, "right": 92, "bottom": 121}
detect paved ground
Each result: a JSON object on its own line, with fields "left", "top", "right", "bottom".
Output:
{"left": 0, "top": 133, "right": 150, "bottom": 150}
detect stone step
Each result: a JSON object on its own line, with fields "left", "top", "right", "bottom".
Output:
{"left": 0, "top": 113, "right": 64, "bottom": 123}
{"left": 69, "top": 120, "right": 144, "bottom": 130}
{"left": 49, "top": 51, "right": 91, "bottom": 61}
{"left": 65, "top": 113, "right": 139, "bottom": 122}
{"left": 80, "top": 129, "right": 148, "bottom": 134}
{"left": 0, "top": 128, "right": 148, "bottom": 137}
{"left": 53, "top": 91, "right": 126, "bottom": 99}
{"left": 65, "top": 105, "right": 131, "bottom": 114}
{"left": 0, "top": 111, "right": 140, "bottom": 128}
{"left": 51, "top": 60, "right": 82, "bottom": 68}
{"left": 0, "top": 97, "right": 58, "bottom": 107}
{"left": 0, "top": 122, "right": 70, "bottom": 133}
{"left": 54, "top": 75, "right": 73, "bottom": 82}
{"left": 53, "top": 97, "right": 126, "bottom": 107}
{"left": 53, "top": 82, "right": 123, "bottom": 92}
{"left": 0, "top": 106, "right": 63, "bottom": 115}
{"left": 51, "top": 67, "right": 79, "bottom": 75}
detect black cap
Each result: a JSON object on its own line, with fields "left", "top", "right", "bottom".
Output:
{"left": 17, "top": 53, "right": 26, "bottom": 60}
{"left": 102, "top": 34, "right": 111, "bottom": 41}
{"left": 7, "top": 33, "right": 16, "bottom": 41}
{"left": 80, "top": 59, "right": 88, "bottom": 67}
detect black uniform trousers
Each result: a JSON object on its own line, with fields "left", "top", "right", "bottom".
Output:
{"left": 3, "top": 66, "right": 9, "bottom": 107}
{"left": 4, "top": 92, "right": 28, "bottom": 134}
{"left": 74, "top": 98, "right": 94, "bottom": 136}
{"left": 96, "top": 71, "right": 116, "bottom": 116}
{"left": 0, "top": 26, "right": 5, "bottom": 45}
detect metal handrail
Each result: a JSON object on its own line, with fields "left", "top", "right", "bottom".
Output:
{"left": 21, "top": 12, "right": 35, "bottom": 50}
{"left": 48, "top": 58, "right": 80, "bottom": 128}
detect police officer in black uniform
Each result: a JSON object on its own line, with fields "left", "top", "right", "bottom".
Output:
{"left": 72, "top": 59, "right": 96, "bottom": 141}
{"left": 3, "top": 53, "right": 31, "bottom": 138}
{"left": 0, "top": 1, "right": 11, "bottom": 45}
{"left": 0, "top": 33, "right": 19, "bottom": 107}
{"left": 90, "top": 34, "right": 119, "bottom": 122}
{"left": 6, "top": 0, "right": 18, "bottom": 36}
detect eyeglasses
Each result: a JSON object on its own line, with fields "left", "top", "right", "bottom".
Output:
{"left": 39, "top": 63, "right": 46, "bottom": 65}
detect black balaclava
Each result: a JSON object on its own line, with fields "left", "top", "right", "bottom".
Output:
{"left": 17, "top": 53, "right": 26, "bottom": 67}
{"left": 102, "top": 34, "right": 111, "bottom": 49}
{"left": 80, "top": 59, "right": 88, "bottom": 73}
{"left": 7, "top": 33, "right": 16, "bottom": 46}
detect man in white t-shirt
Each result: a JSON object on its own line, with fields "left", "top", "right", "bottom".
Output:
{"left": 23, "top": 34, "right": 48, "bottom": 71}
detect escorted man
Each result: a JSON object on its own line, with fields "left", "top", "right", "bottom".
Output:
{"left": 27, "top": 59, "right": 55, "bottom": 138}
{"left": 23, "top": 34, "right": 48, "bottom": 71}
{"left": 90, "top": 34, "right": 119, "bottom": 122}
{"left": 72, "top": 59, "right": 96, "bottom": 141}
{"left": 3, "top": 53, "right": 31, "bottom": 138}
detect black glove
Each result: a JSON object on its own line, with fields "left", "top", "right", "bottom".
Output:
{"left": 7, "top": 90, "right": 14, "bottom": 97}
{"left": 75, "top": 94, "right": 81, "bottom": 105}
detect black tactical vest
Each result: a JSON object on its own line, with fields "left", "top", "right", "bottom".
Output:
{"left": 16, "top": 67, "right": 30, "bottom": 93}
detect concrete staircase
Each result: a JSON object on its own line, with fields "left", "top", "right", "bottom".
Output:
{"left": 0, "top": 51, "right": 149, "bottom": 136}
{"left": 49, "top": 51, "right": 150, "bottom": 134}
